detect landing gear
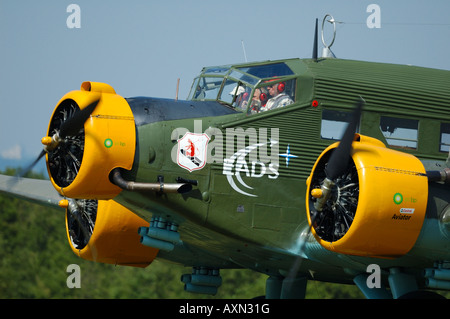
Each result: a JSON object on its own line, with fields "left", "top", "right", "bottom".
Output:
{"left": 265, "top": 275, "right": 308, "bottom": 299}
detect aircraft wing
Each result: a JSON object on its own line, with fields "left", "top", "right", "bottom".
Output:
{"left": 0, "top": 174, "right": 63, "bottom": 209}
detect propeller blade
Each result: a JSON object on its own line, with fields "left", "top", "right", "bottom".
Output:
{"left": 59, "top": 99, "right": 99, "bottom": 138}
{"left": 17, "top": 149, "right": 46, "bottom": 178}
{"left": 325, "top": 97, "right": 364, "bottom": 181}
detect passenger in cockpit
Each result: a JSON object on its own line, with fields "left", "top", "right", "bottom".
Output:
{"left": 263, "top": 81, "right": 293, "bottom": 111}
{"left": 230, "top": 86, "right": 249, "bottom": 110}
{"left": 249, "top": 88, "right": 269, "bottom": 114}
{"left": 249, "top": 88, "right": 261, "bottom": 114}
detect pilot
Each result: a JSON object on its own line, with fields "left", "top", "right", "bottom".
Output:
{"left": 262, "top": 81, "right": 293, "bottom": 111}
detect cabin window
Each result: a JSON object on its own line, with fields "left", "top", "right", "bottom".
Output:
{"left": 440, "top": 123, "right": 450, "bottom": 153}
{"left": 380, "top": 116, "right": 418, "bottom": 149}
{"left": 321, "top": 109, "right": 356, "bottom": 140}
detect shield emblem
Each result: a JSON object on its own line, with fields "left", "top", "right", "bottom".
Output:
{"left": 177, "top": 132, "right": 210, "bottom": 172}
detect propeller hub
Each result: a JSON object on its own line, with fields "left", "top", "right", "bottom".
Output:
{"left": 41, "top": 133, "right": 62, "bottom": 152}
{"left": 311, "top": 188, "right": 323, "bottom": 199}
{"left": 313, "top": 178, "right": 334, "bottom": 212}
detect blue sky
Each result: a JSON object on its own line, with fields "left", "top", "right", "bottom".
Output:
{"left": 1, "top": 0, "right": 450, "bottom": 172}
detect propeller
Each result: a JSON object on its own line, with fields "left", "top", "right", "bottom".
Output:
{"left": 65, "top": 198, "right": 98, "bottom": 250}
{"left": 285, "top": 97, "right": 365, "bottom": 286}
{"left": 17, "top": 99, "right": 100, "bottom": 179}
{"left": 59, "top": 99, "right": 99, "bottom": 139}
{"left": 314, "top": 97, "right": 364, "bottom": 212}
{"left": 18, "top": 150, "right": 46, "bottom": 178}
{"left": 325, "top": 97, "right": 364, "bottom": 181}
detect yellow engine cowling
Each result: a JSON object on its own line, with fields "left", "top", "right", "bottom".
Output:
{"left": 46, "top": 81, "right": 136, "bottom": 199}
{"left": 65, "top": 199, "right": 158, "bottom": 267}
{"left": 306, "top": 135, "right": 429, "bottom": 258}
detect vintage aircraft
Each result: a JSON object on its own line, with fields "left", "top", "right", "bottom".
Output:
{"left": 1, "top": 17, "right": 450, "bottom": 299}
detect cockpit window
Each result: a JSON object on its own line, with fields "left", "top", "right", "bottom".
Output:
{"left": 219, "top": 80, "right": 252, "bottom": 109}
{"left": 203, "top": 66, "right": 230, "bottom": 75}
{"left": 188, "top": 62, "right": 296, "bottom": 114}
{"left": 238, "top": 63, "right": 294, "bottom": 78}
{"left": 228, "top": 70, "right": 259, "bottom": 86}
{"left": 247, "top": 78, "right": 295, "bottom": 114}
{"left": 189, "top": 77, "right": 223, "bottom": 100}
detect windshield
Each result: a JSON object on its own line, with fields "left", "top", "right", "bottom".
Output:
{"left": 188, "top": 62, "right": 296, "bottom": 114}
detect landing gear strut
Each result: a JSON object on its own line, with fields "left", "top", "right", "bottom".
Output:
{"left": 265, "top": 275, "right": 308, "bottom": 299}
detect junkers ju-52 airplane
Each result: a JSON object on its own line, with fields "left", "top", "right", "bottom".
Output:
{"left": 1, "top": 16, "right": 450, "bottom": 299}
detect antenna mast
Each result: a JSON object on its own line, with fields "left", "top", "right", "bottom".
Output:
{"left": 175, "top": 78, "right": 180, "bottom": 101}
{"left": 312, "top": 18, "right": 318, "bottom": 61}
{"left": 241, "top": 40, "right": 248, "bottom": 62}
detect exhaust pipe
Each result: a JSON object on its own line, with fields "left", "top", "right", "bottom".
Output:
{"left": 110, "top": 168, "right": 192, "bottom": 194}
{"left": 426, "top": 168, "right": 450, "bottom": 183}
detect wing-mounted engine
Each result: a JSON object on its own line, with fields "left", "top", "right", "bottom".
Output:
{"left": 43, "top": 82, "right": 136, "bottom": 199}
{"left": 306, "top": 134, "right": 429, "bottom": 258}
{"left": 62, "top": 198, "right": 158, "bottom": 267}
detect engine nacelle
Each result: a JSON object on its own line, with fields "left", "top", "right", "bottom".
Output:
{"left": 65, "top": 199, "right": 158, "bottom": 267}
{"left": 45, "top": 82, "right": 136, "bottom": 199}
{"left": 306, "top": 134, "right": 428, "bottom": 258}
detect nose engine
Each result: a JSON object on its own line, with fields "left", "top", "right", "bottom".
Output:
{"left": 306, "top": 135, "right": 429, "bottom": 258}
{"left": 43, "top": 82, "right": 136, "bottom": 199}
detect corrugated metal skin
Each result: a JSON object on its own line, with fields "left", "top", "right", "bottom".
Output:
{"left": 245, "top": 106, "right": 327, "bottom": 179}
{"left": 305, "top": 59, "right": 450, "bottom": 118}
{"left": 217, "top": 105, "right": 329, "bottom": 179}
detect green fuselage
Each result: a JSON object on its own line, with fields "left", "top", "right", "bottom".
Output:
{"left": 114, "top": 58, "right": 450, "bottom": 282}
